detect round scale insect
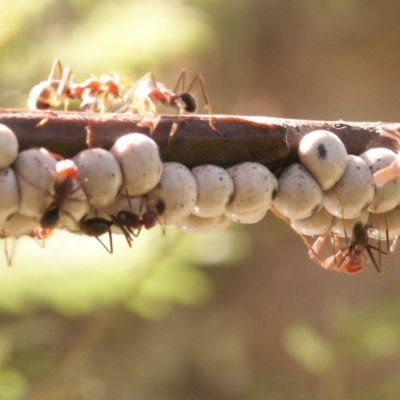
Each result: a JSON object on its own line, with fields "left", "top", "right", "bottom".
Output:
{"left": 225, "top": 162, "right": 278, "bottom": 223}
{"left": 273, "top": 163, "right": 323, "bottom": 219}
{"left": 14, "top": 148, "right": 59, "bottom": 218}
{"left": 0, "top": 125, "right": 18, "bottom": 169}
{"left": 175, "top": 214, "right": 231, "bottom": 233}
{"left": 290, "top": 207, "right": 334, "bottom": 237}
{"left": 367, "top": 207, "right": 400, "bottom": 241}
{"left": 191, "top": 165, "right": 234, "bottom": 218}
{"left": 298, "top": 130, "right": 348, "bottom": 190}
{"left": 0, "top": 214, "right": 41, "bottom": 266}
{"left": 359, "top": 147, "right": 400, "bottom": 213}
{"left": 110, "top": 133, "right": 163, "bottom": 196}
{"left": 146, "top": 162, "right": 197, "bottom": 225}
{"left": 324, "top": 155, "right": 375, "bottom": 219}
{"left": 0, "top": 168, "right": 19, "bottom": 224}
{"left": 73, "top": 148, "right": 123, "bottom": 208}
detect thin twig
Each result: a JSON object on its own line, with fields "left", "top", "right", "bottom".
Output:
{"left": 0, "top": 109, "right": 398, "bottom": 172}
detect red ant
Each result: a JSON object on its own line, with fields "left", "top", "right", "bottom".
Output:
{"left": 38, "top": 159, "right": 85, "bottom": 230}
{"left": 122, "top": 69, "right": 219, "bottom": 135}
{"left": 17, "top": 155, "right": 88, "bottom": 234}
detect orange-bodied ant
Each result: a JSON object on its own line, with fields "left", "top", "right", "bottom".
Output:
{"left": 28, "top": 59, "right": 75, "bottom": 111}
{"left": 73, "top": 74, "right": 121, "bottom": 113}
{"left": 122, "top": 69, "right": 219, "bottom": 135}
{"left": 271, "top": 205, "right": 388, "bottom": 274}
{"left": 309, "top": 221, "right": 388, "bottom": 274}
{"left": 28, "top": 59, "right": 121, "bottom": 113}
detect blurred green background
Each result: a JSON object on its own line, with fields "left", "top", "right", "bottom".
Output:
{"left": 1, "top": 1, "right": 400, "bottom": 399}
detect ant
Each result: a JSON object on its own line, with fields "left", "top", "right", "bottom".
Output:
{"left": 270, "top": 205, "right": 388, "bottom": 274}
{"left": 38, "top": 159, "right": 85, "bottom": 230}
{"left": 17, "top": 156, "right": 88, "bottom": 233}
{"left": 73, "top": 74, "right": 121, "bottom": 113}
{"left": 309, "top": 220, "right": 389, "bottom": 274}
{"left": 79, "top": 216, "right": 113, "bottom": 254}
{"left": 28, "top": 59, "right": 121, "bottom": 113}
{"left": 27, "top": 59, "right": 75, "bottom": 111}
{"left": 111, "top": 209, "right": 159, "bottom": 247}
{"left": 122, "top": 69, "right": 219, "bottom": 135}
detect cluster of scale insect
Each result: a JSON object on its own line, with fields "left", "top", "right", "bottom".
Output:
{"left": 273, "top": 129, "right": 400, "bottom": 275}
{"left": 28, "top": 59, "right": 218, "bottom": 134}
{"left": 0, "top": 122, "right": 283, "bottom": 264}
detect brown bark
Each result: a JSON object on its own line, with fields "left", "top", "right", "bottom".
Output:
{"left": 0, "top": 109, "right": 398, "bottom": 173}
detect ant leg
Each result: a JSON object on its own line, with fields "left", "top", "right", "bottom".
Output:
{"left": 173, "top": 69, "right": 187, "bottom": 94}
{"left": 57, "top": 66, "right": 73, "bottom": 110}
{"left": 94, "top": 229, "right": 113, "bottom": 254}
{"left": 110, "top": 214, "right": 134, "bottom": 247}
{"left": 270, "top": 206, "right": 327, "bottom": 267}
{"left": 48, "top": 59, "right": 63, "bottom": 80}
{"left": 186, "top": 74, "right": 222, "bottom": 135}
{"left": 391, "top": 235, "right": 400, "bottom": 253}
{"left": 366, "top": 246, "right": 381, "bottom": 273}
{"left": 1, "top": 231, "right": 17, "bottom": 267}
{"left": 369, "top": 212, "right": 389, "bottom": 272}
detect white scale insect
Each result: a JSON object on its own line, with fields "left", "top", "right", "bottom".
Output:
{"left": 4, "top": 121, "right": 400, "bottom": 273}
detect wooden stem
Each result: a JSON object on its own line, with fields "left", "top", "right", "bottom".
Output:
{"left": 0, "top": 109, "right": 398, "bottom": 172}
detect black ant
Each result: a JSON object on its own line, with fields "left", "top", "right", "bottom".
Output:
{"left": 111, "top": 209, "right": 159, "bottom": 248}
{"left": 79, "top": 216, "right": 113, "bottom": 254}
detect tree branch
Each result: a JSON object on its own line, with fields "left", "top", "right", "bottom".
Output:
{"left": 0, "top": 109, "right": 398, "bottom": 171}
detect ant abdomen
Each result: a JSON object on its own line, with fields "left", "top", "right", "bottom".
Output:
{"left": 40, "top": 207, "right": 60, "bottom": 229}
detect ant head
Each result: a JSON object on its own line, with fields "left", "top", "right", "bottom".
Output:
{"left": 141, "top": 210, "right": 157, "bottom": 230}
{"left": 177, "top": 92, "right": 197, "bottom": 113}
{"left": 56, "top": 159, "right": 79, "bottom": 179}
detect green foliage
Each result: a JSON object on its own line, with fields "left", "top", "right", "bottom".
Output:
{"left": 0, "top": 227, "right": 249, "bottom": 317}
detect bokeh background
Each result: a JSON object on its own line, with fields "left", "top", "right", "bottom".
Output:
{"left": 1, "top": 1, "right": 400, "bottom": 399}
